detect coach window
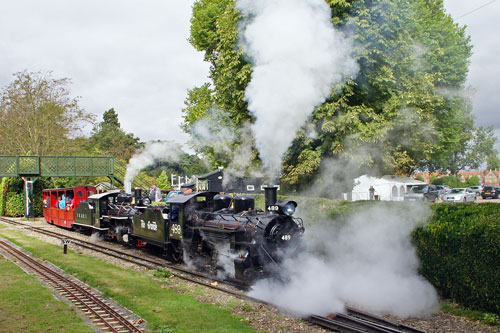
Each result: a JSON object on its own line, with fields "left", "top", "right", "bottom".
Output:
{"left": 51, "top": 192, "right": 57, "bottom": 208}
{"left": 66, "top": 190, "right": 74, "bottom": 208}
{"left": 77, "top": 190, "right": 83, "bottom": 198}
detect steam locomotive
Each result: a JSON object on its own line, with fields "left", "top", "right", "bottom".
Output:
{"left": 57, "top": 184, "right": 305, "bottom": 282}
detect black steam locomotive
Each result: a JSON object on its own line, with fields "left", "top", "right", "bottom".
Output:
{"left": 72, "top": 184, "right": 304, "bottom": 282}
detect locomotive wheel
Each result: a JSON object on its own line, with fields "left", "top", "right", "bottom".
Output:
{"left": 165, "top": 240, "right": 183, "bottom": 263}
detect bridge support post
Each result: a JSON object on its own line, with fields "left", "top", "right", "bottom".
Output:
{"left": 22, "top": 177, "right": 37, "bottom": 219}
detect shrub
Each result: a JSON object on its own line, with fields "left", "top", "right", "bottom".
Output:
{"left": 413, "top": 203, "right": 500, "bottom": 313}
{"left": 323, "top": 201, "right": 500, "bottom": 313}
{"left": 0, "top": 177, "right": 51, "bottom": 217}
{"left": 0, "top": 177, "right": 8, "bottom": 215}
{"left": 5, "top": 193, "right": 25, "bottom": 217}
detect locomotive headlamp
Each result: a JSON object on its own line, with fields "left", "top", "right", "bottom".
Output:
{"left": 274, "top": 200, "right": 297, "bottom": 216}
{"left": 283, "top": 202, "right": 296, "bottom": 215}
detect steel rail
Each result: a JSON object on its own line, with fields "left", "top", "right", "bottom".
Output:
{"left": 0, "top": 217, "right": 255, "bottom": 299}
{"left": 0, "top": 240, "right": 142, "bottom": 332}
{"left": 345, "top": 307, "right": 426, "bottom": 333}
{"left": 1, "top": 217, "right": 425, "bottom": 333}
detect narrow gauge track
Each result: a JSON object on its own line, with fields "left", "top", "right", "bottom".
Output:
{"left": 0, "top": 239, "right": 143, "bottom": 333}
{"left": 309, "top": 308, "right": 426, "bottom": 333}
{"left": 0, "top": 217, "right": 254, "bottom": 299}
{"left": 1, "top": 217, "right": 425, "bottom": 333}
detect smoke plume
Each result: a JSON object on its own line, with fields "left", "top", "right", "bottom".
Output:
{"left": 237, "top": 0, "right": 358, "bottom": 177}
{"left": 249, "top": 203, "right": 439, "bottom": 317}
{"left": 188, "top": 108, "right": 261, "bottom": 182}
{"left": 124, "top": 141, "right": 184, "bottom": 192}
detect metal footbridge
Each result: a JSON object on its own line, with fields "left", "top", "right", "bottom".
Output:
{"left": 0, "top": 155, "right": 151, "bottom": 189}
{"left": 0, "top": 155, "right": 116, "bottom": 178}
{"left": 0, "top": 155, "right": 151, "bottom": 218}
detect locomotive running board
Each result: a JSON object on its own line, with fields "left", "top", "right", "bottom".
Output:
{"left": 72, "top": 223, "right": 109, "bottom": 231}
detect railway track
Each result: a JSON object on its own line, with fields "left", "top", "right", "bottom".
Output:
{"left": 0, "top": 217, "right": 255, "bottom": 298}
{"left": 0, "top": 217, "right": 426, "bottom": 332}
{"left": 309, "top": 308, "right": 426, "bottom": 333}
{"left": 0, "top": 239, "right": 144, "bottom": 332}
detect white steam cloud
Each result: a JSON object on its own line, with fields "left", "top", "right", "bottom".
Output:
{"left": 124, "top": 141, "right": 184, "bottom": 192}
{"left": 237, "top": 0, "right": 358, "bottom": 176}
{"left": 188, "top": 109, "right": 261, "bottom": 182}
{"left": 249, "top": 203, "right": 439, "bottom": 318}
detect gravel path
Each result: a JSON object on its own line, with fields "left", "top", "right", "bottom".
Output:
{"left": 1, "top": 217, "right": 498, "bottom": 333}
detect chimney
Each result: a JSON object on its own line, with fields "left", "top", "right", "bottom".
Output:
{"left": 264, "top": 185, "right": 278, "bottom": 212}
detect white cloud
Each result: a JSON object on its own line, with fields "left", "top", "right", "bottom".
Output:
{"left": 0, "top": 0, "right": 209, "bottom": 147}
{"left": 443, "top": 0, "right": 500, "bottom": 152}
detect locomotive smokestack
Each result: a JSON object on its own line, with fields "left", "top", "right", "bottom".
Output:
{"left": 134, "top": 188, "right": 142, "bottom": 204}
{"left": 264, "top": 185, "right": 278, "bottom": 211}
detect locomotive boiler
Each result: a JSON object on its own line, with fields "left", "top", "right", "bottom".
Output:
{"left": 71, "top": 185, "right": 304, "bottom": 282}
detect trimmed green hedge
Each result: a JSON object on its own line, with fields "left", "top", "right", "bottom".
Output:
{"left": 5, "top": 193, "right": 25, "bottom": 217}
{"left": 322, "top": 201, "right": 500, "bottom": 313}
{"left": 413, "top": 203, "right": 500, "bottom": 314}
{"left": 0, "top": 177, "right": 8, "bottom": 215}
{"left": 0, "top": 177, "right": 50, "bottom": 217}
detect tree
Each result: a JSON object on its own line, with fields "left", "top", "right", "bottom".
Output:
{"left": 156, "top": 170, "right": 169, "bottom": 190}
{"left": 184, "top": 0, "right": 253, "bottom": 167}
{"left": 185, "top": 0, "right": 482, "bottom": 188}
{"left": 486, "top": 151, "right": 500, "bottom": 170}
{"left": 87, "top": 108, "right": 141, "bottom": 160}
{"left": 0, "top": 71, "right": 94, "bottom": 155}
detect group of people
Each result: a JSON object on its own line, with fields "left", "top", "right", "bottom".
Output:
{"left": 44, "top": 194, "right": 73, "bottom": 210}
{"left": 148, "top": 183, "right": 194, "bottom": 221}
{"left": 148, "top": 183, "right": 194, "bottom": 203}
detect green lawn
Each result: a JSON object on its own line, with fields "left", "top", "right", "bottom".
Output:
{"left": 0, "top": 256, "right": 93, "bottom": 333}
{"left": 0, "top": 229, "right": 256, "bottom": 332}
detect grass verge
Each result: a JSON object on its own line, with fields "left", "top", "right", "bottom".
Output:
{"left": 0, "top": 256, "right": 93, "bottom": 333}
{"left": 0, "top": 228, "right": 255, "bottom": 333}
{"left": 441, "top": 301, "right": 500, "bottom": 328}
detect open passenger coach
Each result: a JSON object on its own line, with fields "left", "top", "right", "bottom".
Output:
{"left": 42, "top": 186, "right": 97, "bottom": 228}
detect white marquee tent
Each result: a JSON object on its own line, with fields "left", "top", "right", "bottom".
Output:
{"left": 350, "top": 175, "right": 426, "bottom": 201}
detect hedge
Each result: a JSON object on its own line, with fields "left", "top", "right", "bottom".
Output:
{"left": 413, "top": 203, "right": 500, "bottom": 314}
{"left": 0, "top": 177, "right": 8, "bottom": 215}
{"left": 5, "top": 193, "right": 25, "bottom": 217}
{"left": 323, "top": 201, "right": 500, "bottom": 314}
{"left": 0, "top": 177, "right": 50, "bottom": 217}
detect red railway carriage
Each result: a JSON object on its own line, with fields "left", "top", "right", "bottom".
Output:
{"left": 42, "top": 186, "right": 97, "bottom": 228}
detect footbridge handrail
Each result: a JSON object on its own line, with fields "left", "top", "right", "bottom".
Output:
{"left": 0, "top": 155, "right": 115, "bottom": 178}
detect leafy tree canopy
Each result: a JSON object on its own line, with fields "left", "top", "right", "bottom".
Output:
{"left": 183, "top": 0, "right": 496, "bottom": 188}
{"left": 0, "top": 71, "right": 94, "bottom": 155}
{"left": 86, "top": 108, "right": 142, "bottom": 161}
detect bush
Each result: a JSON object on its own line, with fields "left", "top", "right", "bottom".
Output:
{"left": 5, "top": 193, "right": 25, "bottom": 217}
{"left": 413, "top": 203, "right": 500, "bottom": 313}
{"left": 323, "top": 201, "right": 500, "bottom": 313}
{"left": 431, "top": 175, "right": 481, "bottom": 188}
{"left": 0, "top": 177, "right": 51, "bottom": 217}
{"left": 0, "top": 177, "right": 8, "bottom": 215}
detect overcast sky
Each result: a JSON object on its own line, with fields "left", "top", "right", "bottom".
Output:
{"left": 0, "top": 1, "right": 499, "bottom": 152}
{"left": 443, "top": 0, "right": 500, "bottom": 152}
{"left": 0, "top": 0, "right": 209, "bottom": 148}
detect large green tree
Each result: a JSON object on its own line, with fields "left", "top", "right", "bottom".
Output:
{"left": 0, "top": 71, "right": 94, "bottom": 155}
{"left": 87, "top": 108, "right": 141, "bottom": 160}
{"left": 184, "top": 0, "right": 490, "bottom": 188}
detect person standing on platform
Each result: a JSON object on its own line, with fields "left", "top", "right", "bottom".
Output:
{"left": 149, "top": 183, "right": 161, "bottom": 202}
{"left": 369, "top": 185, "right": 375, "bottom": 200}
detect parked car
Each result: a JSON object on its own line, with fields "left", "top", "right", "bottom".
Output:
{"left": 481, "top": 186, "right": 500, "bottom": 199}
{"left": 443, "top": 188, "right": 476, "bottom": 203}
{"left": 467, "top": 185, "right": 482, "bottom": 197}
{"left": 404, "top": 184, "right": 439, "bottom": 202}
{"left": 435, "top": 185, "right": 451, "bottom": 199}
